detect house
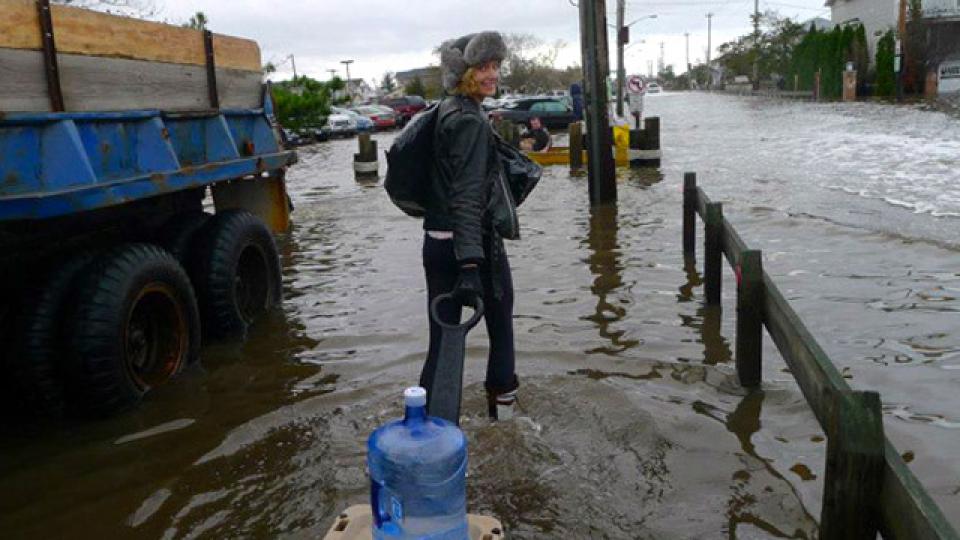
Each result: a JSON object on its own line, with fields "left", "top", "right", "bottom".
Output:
{"left": 826, "top": 0, "right": 898, "bottom": 64}
{"left": 346, "top": 79, "right": 376, "bottom": 102}
{"left": 828, "top": 0, "right": 960, "bottom": 93}
{"left": 395, "top": 67, "right": 442, "bottom": 93}
{"left": 921, "top": 0, "right": 960, "bottom": 94}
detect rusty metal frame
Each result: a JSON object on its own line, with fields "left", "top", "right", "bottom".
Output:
{"left": 36, "top": 0, "right": 65, "bottom": 112}
{"left": 203, "top": 30, "right": 220, "bottom": 109}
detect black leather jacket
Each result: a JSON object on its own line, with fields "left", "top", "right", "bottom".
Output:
{"left": 424, "top": 95, "right": 497, "bottom": 264}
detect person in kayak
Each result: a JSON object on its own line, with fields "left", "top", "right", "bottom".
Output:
{"left": 419, "top": 31, "right": 519, "bottom": 420}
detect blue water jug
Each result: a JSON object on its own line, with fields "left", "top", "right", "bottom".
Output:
{"left": 367, "top": 387, "right": 468, "bottom": 539}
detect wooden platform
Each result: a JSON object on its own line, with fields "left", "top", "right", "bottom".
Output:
{"left": 0, "top": 0, "right": 263, "bottom": 112}
{"left": 323, "top": 505, "right": 504, "bottom": 540}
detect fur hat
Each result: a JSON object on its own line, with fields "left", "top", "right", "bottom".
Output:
{"left": 439, "top": 31, "right": 508, "bottom": 92}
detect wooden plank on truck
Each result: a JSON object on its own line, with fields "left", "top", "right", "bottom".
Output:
{"left": 0, "top": 0, "right": 263, "bottom": 112}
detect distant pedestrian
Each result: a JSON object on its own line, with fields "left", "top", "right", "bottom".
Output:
{"left": 570, "top": 82, "right": 584, "bottom": 120}
{"left": 419, "top": 31, "right": 520, "bottom": 420}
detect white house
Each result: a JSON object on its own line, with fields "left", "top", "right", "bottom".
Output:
{"left": 826, "top": 0, "right": 898, "bottom": 65}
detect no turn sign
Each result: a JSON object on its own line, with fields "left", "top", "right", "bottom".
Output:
{"left": 627, "top": 75, "right": 645, "bottom": 94}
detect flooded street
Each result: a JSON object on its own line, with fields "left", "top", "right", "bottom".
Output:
{"left": 1, "top": 92, "right": 958, "bottom": 538}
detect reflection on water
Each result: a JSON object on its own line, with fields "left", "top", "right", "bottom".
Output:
{"left": 582, "top": 204, "right": 640, "bottom": 354}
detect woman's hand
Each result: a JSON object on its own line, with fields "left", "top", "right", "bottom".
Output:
{"left": 453, "top": 264, "right": 483, "bottom": 306}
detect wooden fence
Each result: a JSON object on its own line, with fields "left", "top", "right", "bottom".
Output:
{"left": 682, "top": 172, "right": 959, "bottom": 539}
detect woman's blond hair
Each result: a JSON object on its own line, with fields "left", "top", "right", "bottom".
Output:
{"left": 453, "top": 67, "right": 484, "bottom": 99}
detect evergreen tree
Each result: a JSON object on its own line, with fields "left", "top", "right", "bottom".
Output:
{"left": 875, "top": 30, "right": 896, "bottom": 98}
{"left": 380, "top": 72, "right": 397, "bottom": 94}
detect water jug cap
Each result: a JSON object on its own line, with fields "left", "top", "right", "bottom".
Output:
{"left": 404, "top": 386, "right": 427, "bottom": 408}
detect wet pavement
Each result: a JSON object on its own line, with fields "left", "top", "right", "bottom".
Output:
{"left": 1, "top": 93, "right": 958, "bottom": 538}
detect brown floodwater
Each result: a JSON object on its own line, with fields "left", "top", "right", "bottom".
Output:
{"left": 1, "top": 93, "right": 957, "bottom": 539}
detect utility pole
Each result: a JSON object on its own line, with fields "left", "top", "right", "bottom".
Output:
{"left": 658, "top": 41, "right": 665, "bottom": 76}
{"left": 327, "top": 69, "right": 337, "bottom": 80}
{"left": 706, "top": 13, "right": 713, "bottom": 89}
{"left": 616, "top": 0, "right": 625, "bottom": 117}
{"left": 752, "top": 0, "right": 760, "bottom": 90}
{"left": 341, "top": 59, "right": 354, "bottom": 102}
{"left": 578, "top": 0, "right": 617, "bottom": 205}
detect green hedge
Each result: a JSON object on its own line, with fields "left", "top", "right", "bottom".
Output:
{"left": 788, "top": 23, "right": 868, "bottom": 98}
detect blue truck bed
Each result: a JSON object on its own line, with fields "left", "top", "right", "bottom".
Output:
{"left": 0, "top": 101, "right": 296, "bottom": 221}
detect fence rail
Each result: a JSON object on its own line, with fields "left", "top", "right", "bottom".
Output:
{"left": 682, "top": 172, "right": 959, "bottom": 540}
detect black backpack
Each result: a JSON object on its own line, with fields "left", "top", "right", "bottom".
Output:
{"left": 384, "top": 102, "right": 542, "bottom": 220}
{"left": 384, "top": 104, "right": 440, "bottom": 217}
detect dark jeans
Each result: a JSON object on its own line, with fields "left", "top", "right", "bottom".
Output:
{"left": 419, "top": 234, "right": 517, "bottom": 395}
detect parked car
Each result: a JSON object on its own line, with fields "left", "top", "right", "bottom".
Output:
{"left": 482, "top": 97, "right": 501, "bottom": 111}
{"left": 332, "top": 106, "right": 374, "bottom": 132}
{"left": 382, "top": 95, "right": 427, "bottom": 127}
{"left": 281, "top": 128, "right": 305, "bottom": 147}
{"left": 490, "top": 97, "right": 578, "bottom": 129}
{"left": 322, "top": 111, "right": 357, "bottom": 138}
{"left": 352, "top": 105, "right": 397, "bottom": 130}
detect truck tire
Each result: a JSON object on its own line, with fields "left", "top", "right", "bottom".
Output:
{"left": 12, "top": 252, "right": 95, "bottom": 418}
{"left": 157, "top": 211, "right": 211, "bottom": 264}
{"left": 68, "top": 243, "right": 200, "bottom": 416}
{"left": 189, "top": 210, "right": 282, "bottom": 340}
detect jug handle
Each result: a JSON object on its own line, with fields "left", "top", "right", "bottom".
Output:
{"left": 370, "top": 481, "right": 391, "bottom": 529}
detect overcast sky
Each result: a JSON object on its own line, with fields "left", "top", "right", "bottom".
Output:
{"left": 161, "top": 0, "right": 832, "bottom": 85}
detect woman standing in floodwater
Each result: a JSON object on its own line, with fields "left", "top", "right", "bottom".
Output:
{"left": 418, "top": 31, "right": 519, "bottom": 420}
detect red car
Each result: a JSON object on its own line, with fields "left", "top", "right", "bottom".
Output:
{"left": 382, "top": 95, "right": 427, "bottom": 127}
{"left": 351, "top": 106, "right": 397, "bottom": 130}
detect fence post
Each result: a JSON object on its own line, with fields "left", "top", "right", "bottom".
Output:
{"left": 704, "top": 202, "right": 723, "bottom": 306}
{"left": 820, "top": 391, "right": 884, "bottom": 539}
{"left": 736, "top": 250, "right": 763, "bottom": 387}
{"left": 683, "top": 172, "right": 697, "bottom": 258}
{"left": 569, "top": 121, "right": 583, "bottom": 170}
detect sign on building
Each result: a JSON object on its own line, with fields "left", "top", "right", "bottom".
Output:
{"left": 939, "top": 60, "right": 960, "bottom": 94}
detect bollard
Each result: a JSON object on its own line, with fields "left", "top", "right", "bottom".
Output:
{"left": 704, "top": 202, "right": 723, "bottom": 306}
{"left": 630, "top": 116, "right": 661, "bottom": 168}
{"left": 353, "top": 132, "right": 378, "bottom": 179}
{"left": 569, "top": 121, "right": 583, "bottom": 170}
{"left": 683, "top": 172, "right": 697, "bottom": 257}
{"left": 736, "top": 250, "right": 763, "bottom": 387}
{"left": 820, "top": 391, "right": 883, "bottom": 539}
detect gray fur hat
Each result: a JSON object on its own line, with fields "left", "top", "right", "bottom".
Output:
{"left": 439, "top": 31, "right": 508, "bottom": 92}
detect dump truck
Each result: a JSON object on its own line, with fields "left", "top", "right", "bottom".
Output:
{"left": 0, "top": 0, "right": 297, "bottom": 417}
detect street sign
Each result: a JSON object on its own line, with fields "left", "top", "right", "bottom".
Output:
{"left": 627, "top": 75, "right": 645, "bottom": 95}
{"left": 629, "top": 92, "right": 644, "bottom": 116}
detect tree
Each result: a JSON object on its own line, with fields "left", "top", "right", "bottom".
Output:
{"left": 380, "top": 72, "right": 397, "bottom": 94}
{"left": 500, "top": 34, "right": 579, "bottom": 93}
{"left": 875, "top": 30, "right": 896, "bottom": 98}
{"left": 184, "top": 11, "right": 208, "bottom": 30}
{"left": 404, "top": 76, "right": 427, "bottom": 98}
{"left": 272, "top": 76, "right": 334, "bottom": 131}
